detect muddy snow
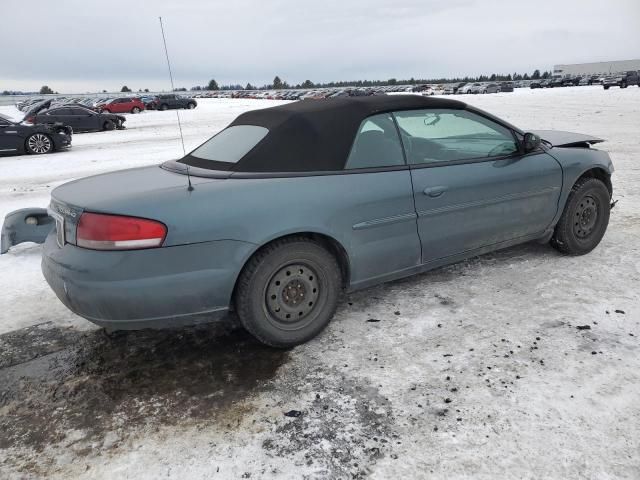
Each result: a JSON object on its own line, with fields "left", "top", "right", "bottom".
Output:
{"left": 0, "top": 87, "right": 639, "bottom": 479}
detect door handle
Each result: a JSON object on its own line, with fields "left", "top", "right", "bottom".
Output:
{"left": 423, "top": 186, "right": 447, "bottom": 197}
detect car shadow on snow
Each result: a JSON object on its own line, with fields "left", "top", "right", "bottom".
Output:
{"left": 0, "top": 319, "right": 289, "bottom": 455}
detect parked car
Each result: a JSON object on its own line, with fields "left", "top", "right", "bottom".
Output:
{"left": 0, "top": 112, "right": 71, "bottom": 156}
{"left": 2, "top": 96, "right": 614, "bottom": 347}
{"left": 100, "top": 97, "right": 145, "bottom": 114}
{"left": 152, "top": 94, "right": 198, "bottom": 111}
{"left": 443, "top": 82, "right": 466, "bottom": 95}
{"left": 140, "top": 96, "right": 159, "bottom": 110}
{"left": 26, "top": 100, "right": 125, "bottom": 132}
{"left": 549, "top": 77, "right": 564, "bottom": 88}
{"left": 458, "top": 83, "right": 480, "bottom": 94}
{"left": 499, "top": 82, "right": 514, "bottom": 92}
{"left": 479, "top": 83, "right": 501, "bottom": 94}
{"left": 603, "top": 71, "right": 640, "bottom": 89}
{"left": 529, "top": 81, "right": 542, "bottom": 89}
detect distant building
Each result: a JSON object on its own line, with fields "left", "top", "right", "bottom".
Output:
{"left": 553, "top": 59, "right": 640, "bottom": 77}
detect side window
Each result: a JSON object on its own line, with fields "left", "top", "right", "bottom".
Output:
{"left": 49, "top": 108, "right": 71, "bottom": 115}
{"left": 345, "top": 114, "right": 405, "bottom": 170}
{"left": 393, "top": 109, "right": 518, "bottom": 165}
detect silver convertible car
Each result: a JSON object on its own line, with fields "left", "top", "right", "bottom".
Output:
{"left": 2, "top": 96, "right": 614, "bottom": 347}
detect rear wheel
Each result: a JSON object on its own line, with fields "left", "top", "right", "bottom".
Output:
{"left": 25, "top": 133, "right": 53, "bottom": 154}
{"left": 159, "top": 104, "right": 169, "bottom": 111}
{"left": 235, "top": 237, "right": 342, "bottom": 348}
{"left": 551, "top": 177, "right": 610, "bottom": 255}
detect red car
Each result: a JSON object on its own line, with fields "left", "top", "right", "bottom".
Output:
{"left": 100, "top": 97, "right": 145, "bottom": 114}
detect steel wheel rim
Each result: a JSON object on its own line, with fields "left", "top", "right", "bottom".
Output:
{"left": 265, "top": 263, "right": 321, "bottom": 329}
{"left": 28, "top": 134, "right": 51, "bottom": 153}
{"left": 574, "top": 195, "right": 599, "bottom": 238}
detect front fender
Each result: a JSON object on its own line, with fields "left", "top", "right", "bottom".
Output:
{"left": 1, "top": 208, "right": 53, "bottom": 254}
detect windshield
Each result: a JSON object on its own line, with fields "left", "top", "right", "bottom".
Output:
{"left": 188, "top": 125, "right": 269, "bottom": 164}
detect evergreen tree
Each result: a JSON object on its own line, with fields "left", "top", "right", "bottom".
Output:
{"left": 39, "top": 85, "right": 54, "bottom": 94}
{"left": 272, "top": 76, "right": 284, "bottom": 89}
{"left": 121, "top": 85, "right": 131, "bottom": 92}
{"left": 531, "top": 69, "right": 541, "bottom": 79}
{"left": 207, "top": 79, "right": 219, "bottom": 90}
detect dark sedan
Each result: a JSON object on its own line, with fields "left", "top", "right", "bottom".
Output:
{"left": 27, "top": 100, "right": 125, "bottom": 132}
{"left": 0, "top": 113, "right": 71, "bottom": 155}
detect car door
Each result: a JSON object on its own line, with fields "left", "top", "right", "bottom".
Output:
{"left": 42, "top": 108, "right": 72, "bottom": 127}
{"left": 110, "top": 99, "right": 125, "bottom": 113}
{"left": 0, "top": 117, "right": 20, "bottom": 153}
{"left": 69, "top": 107, "right": 99, "bottom": 130}
{"left": 342, "top": 113, "right": 422, "bottom": 284}
{"left": 393, "top": 108, "right": 563, "bottom": 263}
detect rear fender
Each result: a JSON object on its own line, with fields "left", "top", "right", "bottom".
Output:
{"left": 1, "top": 208, "right": 53, "bottom": 254}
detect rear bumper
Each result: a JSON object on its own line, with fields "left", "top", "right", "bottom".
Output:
{"left": 41, "top": 232, "right": 255, "bottom": 329}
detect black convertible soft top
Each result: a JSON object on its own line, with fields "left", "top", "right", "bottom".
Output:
{"left": 180, "top": 95, "right": 467, "bottom": 173}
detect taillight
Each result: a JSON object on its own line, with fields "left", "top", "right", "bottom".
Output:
{"left": 76, "top": 212, "right": 167, "bottom": 250}
{"left": 25, "top": 116, "right": 35, "bottom": 123}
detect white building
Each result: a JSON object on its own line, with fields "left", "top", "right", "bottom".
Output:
{"left": 553, "top": 59, "right": 640, "bottom": 77}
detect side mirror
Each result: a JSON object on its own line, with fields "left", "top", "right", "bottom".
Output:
{"left": 523, "top": 132, "right": 542, "bottom": 152}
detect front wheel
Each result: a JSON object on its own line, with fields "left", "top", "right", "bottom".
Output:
{"left": 186, "top": 103, "right": 196, "bottom": 109}
{"left": 235, "top": 237, "right": 342, "bottom": 348}
{"left": 551, "top": 177, "right": 610, "bottom": 255}
{"left": 159, "top": 104, "right": 169, "bottom": 111}
{"left": 131, "top": 107, "right": 141, "bottom": 114}
{"left": 103, "top": 120, "right": 115, "bottom": 131}
{"left": 25, "top": 133, "right": 53, "bottom": 154}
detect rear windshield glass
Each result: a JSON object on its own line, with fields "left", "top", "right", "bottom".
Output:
{"left": 189, "top": 125, "right": 268, "bottom": 163}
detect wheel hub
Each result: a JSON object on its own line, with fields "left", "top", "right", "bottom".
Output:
{"left": 574, "top": 195, "right": 599, "bottom": 238}
{"left": 28, "top": 134, "right": 51, "bottom": 153}
{"left": 266, "top": 263, "right": 319, "bottom": 323}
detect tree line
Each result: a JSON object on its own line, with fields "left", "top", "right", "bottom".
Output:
{"left": 0, "top": 70, "right": 554, "bottom": 96}
{"left": 195, "top": 70, "right": 553, "bottom": 91}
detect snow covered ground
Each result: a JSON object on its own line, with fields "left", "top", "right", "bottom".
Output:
{"left": 0, "top": 87, "right": 639, "bottom": 479}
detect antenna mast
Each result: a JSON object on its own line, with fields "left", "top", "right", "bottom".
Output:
{"left": 159, "top": 16, "right": 185, "bottom": 155}
{"left": 159, "top": 16, "right": 192, "bottom": 191}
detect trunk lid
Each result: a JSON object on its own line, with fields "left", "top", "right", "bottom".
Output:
{"left": 23, "top": 99, "right": 52, "bottom": 118}
{"left": 51, "top": 165, "right": 217, "bottom": 214}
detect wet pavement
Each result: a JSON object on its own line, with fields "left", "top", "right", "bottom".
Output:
{"left": 0, "top": 321, "right": 289, "bottom": 453}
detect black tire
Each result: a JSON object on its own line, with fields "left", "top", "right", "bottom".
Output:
{"left": 131, "top": 107, "right": 141, "bottom": 114}
{"left": 187, "top": 102, "right": 196, "bottom": 109}
{"left": 25, "top": 133, "right": 53, "bottom": 154}
{"left": 235, "top": 237, "right": 342, "bottom": 348}
{"left": 603, "top": 85, "right": 609, "bottom": 90}
{"left": 103, "top": 120, "right": 115, "bottom": 131}
{"left": 621, "top": 82, "right": 627, "bottom": 89}
{"left": 159, "top": 104, "right": 169, "bottom": 111}
{"left": 551, "top": 177, "right": 610, "bottom": 255}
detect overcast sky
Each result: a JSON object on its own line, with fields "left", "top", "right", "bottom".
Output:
{"left": 1, "top": 0, "right": 639, "bottom": 92}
